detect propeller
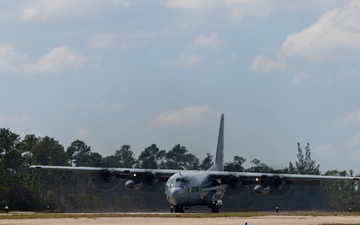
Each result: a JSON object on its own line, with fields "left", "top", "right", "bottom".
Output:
{"left": 89, "top": 169, "right": 122, "bottom": 192}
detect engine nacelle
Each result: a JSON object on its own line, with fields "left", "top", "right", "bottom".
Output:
{"left": 227, "top": 175, "right": 241, "bottom": 188}
{"left": 101, "top": 169, "right": 116, "bottom": 183}
{"left": 125, "top": 180, "right": 143, "bottom": 190}
{"left": 144, "top": 172, "right": 159, "bottom": 185}
{"left": 90, "top": 169, "right": 121, "bottom": 191}
{"left": 272, "top": 175, "right": 286, "bottom": 190}
{"left": 254, "top": 185, "right": 270, "bottom": 195}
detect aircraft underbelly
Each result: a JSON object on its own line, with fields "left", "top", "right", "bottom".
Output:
{"left": 186, "top": 192, "right": 206, "bottom": 206}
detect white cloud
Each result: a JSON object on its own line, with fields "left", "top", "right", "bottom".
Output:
{"left": 228, "top": 1, "right": 274, "bottom": 22}
{"left": 28, "top": 46, "right": 86, "bottom": 74}
{"left": 339, "top": 109, "right": 360, "bottom": 126}
{"left": 175, "top": 54, "right": 203, "bottom": 66}
{"left": 250, "top": 55, "right": 286, "bottom": 73}
{"left": 163, "top": 0, "right": 219, "bottom": 11}
{"left": 279, "top": 0, "right": 360, "bottom": 61}
{"left": 150, "top": 106, "right": 213, "bottom": 126}
{"left": 0, "top": 44, "right": 28, "bottom": 72}
{"left": 22, "top": 0, "right": 74, "bottom": 21}
{"left": 291, "top": 72, "right": 311, "bottom": 85}
{"left": 192, "top": 32, "right": 223, "bottom": 48}
{"left": 0, "top": 44, "right": 86, "bottom": 75}
{"left": 20, "top": 0, "right": 132, "bottom": 21}
{"left": 0, "top": 113, "right": 26, "bottom": 125}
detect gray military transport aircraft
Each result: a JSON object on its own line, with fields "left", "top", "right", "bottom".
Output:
{"left": 30, "top": 114, "right": 359, "bottom": 213}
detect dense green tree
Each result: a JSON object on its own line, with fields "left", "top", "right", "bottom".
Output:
{"left": 0, "top": 128, "right": 22, "bottom": 171}
{"left": 164, "top": 144, "right": 200, "bottom": 170}
{"left": 66, "top": 140, "right": 92, "bottom": 166}
{"left": 199, "top": 153, "right": 213, "bottom": 170}
{"left": 285, "top": 143, "right": 320, "bottom": 175}
{"left": 224, "top": 156, "right": 246, "bottom": 172}
{"left": 18, "top": 134, "right": 40, "bottom": 167}
{"left": 164, "top": 144, "right": 188, "bottom": 169}
{"left": 32, "top": 136, "right": 68, "bottom": 166}
{"left": 137, "top": 144, "right": 165, "bottom": 169}
{"left": 322, "top": 170, "right": 359, "bottom": 210}
{"left": 182, "top": 153, "right": 200, "bottom": 170}
{"left": 246, "top": 158, "right": 274, "bottom": 172}
{"left": 111, "top": 145, "right": 137, "bottom": 168}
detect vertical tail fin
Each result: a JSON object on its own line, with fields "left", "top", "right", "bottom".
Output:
{"left": 207, "top": 113, "right": 224, "bottom": 171}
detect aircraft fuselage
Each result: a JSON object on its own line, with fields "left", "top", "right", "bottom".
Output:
{"left": 164, "top": 172, "right": 227, "bottom": 212}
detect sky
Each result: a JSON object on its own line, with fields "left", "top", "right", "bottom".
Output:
{"left": 1, "top": 0, "right": 360, "bottom": 174}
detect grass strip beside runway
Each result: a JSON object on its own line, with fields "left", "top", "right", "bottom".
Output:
{"left": 1, "top": 211, "right": 360, "bottom": 220}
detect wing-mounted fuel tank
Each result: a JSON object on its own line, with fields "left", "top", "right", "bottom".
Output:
{"left": 125, "top": 180, "right": 143, "bottom": 190}
{"left": 125, "top": 172, "right": 162, "bottom": 192}
{"left": 254, "top": 175, "right": 292, "bottom": 197}
{"left": 90, "top": 169, "right": 121, "bottom": 191}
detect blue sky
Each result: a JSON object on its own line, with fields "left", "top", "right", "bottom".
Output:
{"left": 1, "top": 0, "right": 360, "bottom": 173}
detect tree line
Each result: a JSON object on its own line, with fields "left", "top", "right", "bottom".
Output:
{"left": 0, "top": 128, "right": 359, "bottom": 212}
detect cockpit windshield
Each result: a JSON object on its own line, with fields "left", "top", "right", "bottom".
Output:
{"left": 166, "top": 176, "right": 191, "bottom": 189}
{"left": 174, "top": 177, "right": 190, "bottom": 186}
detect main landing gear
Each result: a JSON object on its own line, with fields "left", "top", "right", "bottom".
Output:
{"left": 210, "top": 204, "right": 219, "bottom": 213}
{"left": 209, "top": 200, "right": 221, "bottom": 213}
{"left": 170, "top": 203, "right": 220, "bottom": 213}
{"left": 170, "top": 206, "right": 184, "bottom": 213}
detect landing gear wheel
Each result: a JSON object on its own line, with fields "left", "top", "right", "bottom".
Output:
{"left": 174, "top": 206, "right": 184, "bottom": 213}
{"left": 211, "top": 205, "right": 219, "bottom": 213}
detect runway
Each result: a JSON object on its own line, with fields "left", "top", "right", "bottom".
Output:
{"left": 1, "top": 215, "right": 360, "bottom": 225}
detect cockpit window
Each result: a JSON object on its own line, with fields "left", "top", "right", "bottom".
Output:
{"left": 175, "top": 178, "right": 190, "bottom": 185}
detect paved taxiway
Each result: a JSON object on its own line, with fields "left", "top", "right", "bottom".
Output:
{"left": 1, "top": 216, "right": 360, "bottom": 225}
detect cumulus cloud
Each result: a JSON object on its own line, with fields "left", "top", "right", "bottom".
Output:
{"left": 28, "top": 46, "right": 86, "bottom": 74}
{"left": 0, "top": 113, "right": 26, "bottom": 125}
{"left": 150, "top": 106, "right": 213, "bottom": 126}
{"left": 22, "top": 0, "right": 74, "bottom": 20}
{"left": 164, "top": 0, "right": 275, "bottom": 27}
{"left": 163, "top": 0, "right": 219, "bottom": 11}
{"left": 0, "top": 44, "right": 28, "bottom": 72}
{"left": 279, "top": 0, "right": 360, "bottom": 61}
{"left": 0, "top": 44, "right": 86, "bottom": 75}
{"left": 20, "top": 0, "right": 132, "bottom": 21}
{"left": 192, "top": 32, "right": 223, "bottom": 48}
{"left": 250, "top": 55, "right": 286, "bottom": 73}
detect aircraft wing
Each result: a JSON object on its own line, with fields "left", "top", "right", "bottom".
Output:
{"left": 208, "top": 171, "right": 360, "bottom": 186}
{"left": 30, "top": 165, "right": 180, "bottom": 182}
{"left": 30, "top": 165, "right": 359, "bottom": 184}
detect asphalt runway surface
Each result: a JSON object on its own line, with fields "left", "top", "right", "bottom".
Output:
{"left": 1, "top": 216, "right": 360, "bottom": 225}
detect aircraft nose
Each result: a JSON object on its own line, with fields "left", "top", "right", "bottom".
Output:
{"left": 166, "top": 187, "right": 186, "bottom": 206}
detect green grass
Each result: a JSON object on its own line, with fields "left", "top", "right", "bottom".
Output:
{"left": 1, "top": 211, "right": 360, "bottom": 220}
